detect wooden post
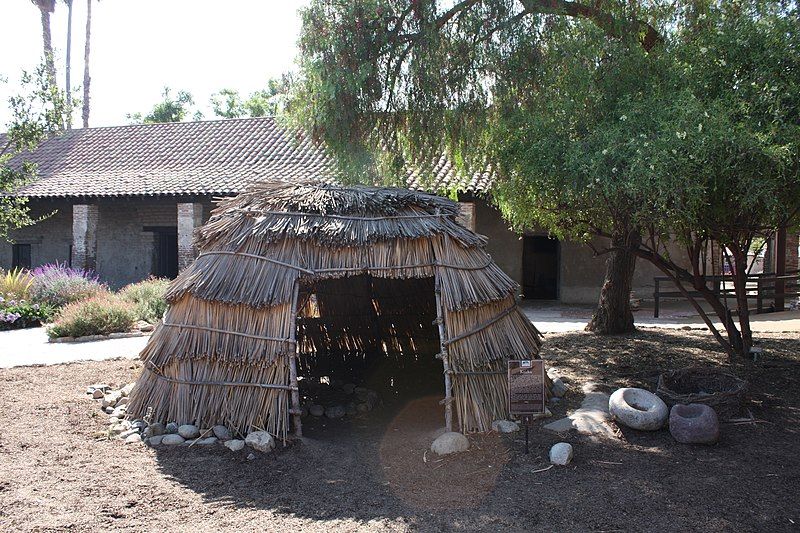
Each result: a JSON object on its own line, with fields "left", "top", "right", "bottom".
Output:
{"left": 288, "top": 280, "right": 303, "bottom": 438}
{"left": 776, "top": 227, "right": 787, "bottom": 312}
{"left": 434, "top": 268, "right": 454, "bottom": 432}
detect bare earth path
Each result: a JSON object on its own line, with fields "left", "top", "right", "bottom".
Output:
{"left": 0, "top": 330, "right": 798, "bottom": 532}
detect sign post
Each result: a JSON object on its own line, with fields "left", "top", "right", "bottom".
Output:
{"left": 508, "top": 359, "right": 546, "bottom": 454}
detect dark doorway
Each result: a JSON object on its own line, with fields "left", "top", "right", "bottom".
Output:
{"left": 523, "top": 235, "right": 559, "bottom": 299}
{"left": 295, "top": 275, "right": 443, "bottom": 410}
{"left": 146, "top": 226, "right": 178, "bottom": 279}
{"left": 12, "top": 243, "right": 32, "bottom": 270}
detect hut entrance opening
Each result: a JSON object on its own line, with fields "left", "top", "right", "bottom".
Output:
{"left": 295, "top": 275, "right": 444, "bottom": 415}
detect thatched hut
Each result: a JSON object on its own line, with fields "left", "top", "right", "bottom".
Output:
{"left": 127, "top": 181, "right": 543, "bottom": 438}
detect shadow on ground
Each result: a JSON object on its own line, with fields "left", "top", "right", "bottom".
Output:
{"left": 150, "top": 330, "right": 800, "bottom": 531}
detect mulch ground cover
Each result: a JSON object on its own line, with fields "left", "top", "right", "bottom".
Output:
{"left": 0, "top": 329, "right": 798, "bottom": 532}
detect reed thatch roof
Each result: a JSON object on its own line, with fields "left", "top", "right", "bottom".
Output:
{"left": 128, "top": 181, "right": 542, "bottom": 438}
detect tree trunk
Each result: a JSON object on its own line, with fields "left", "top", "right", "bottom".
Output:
{"left": 65, "top": 0, "right": 73, "bottom": 129}
{"left": 82, "top": 0, "right": 91, "bottom": 128}
{"left": 35, "top": 2, "right": 57, "bottom": 88}
{"left": 586, "top": 231, "right": 640, "bottom": 334}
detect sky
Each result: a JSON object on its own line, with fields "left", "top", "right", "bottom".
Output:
{"left": 0, "top": 0, "right": 310, "bottom": 128}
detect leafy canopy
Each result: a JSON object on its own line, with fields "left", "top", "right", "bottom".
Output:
{"left": 127, "top": 87, "right": 202, "bottom": 124}
{"left": 1, "top": 62, "right": 73, "bottom": 240}
{"left": 210, "top": 75, "right": 295, "bottom": 119}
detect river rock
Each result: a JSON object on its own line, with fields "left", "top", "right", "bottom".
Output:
{"left": 87, "top": 383, "right": 110, "bottom": 394}
{"left": 309, "top": 404, "right": 325, "bottom": 417}
{"left": 102, "top": 392, "right": 122, "bottom": 409}
{"left": 177, "top": 424, "right": 200, "bottom": 439}
{"left": 146, "top": 423, "right": 165, "bottom": 437}
{"left": 161, "top": 434, "right": 185, "bottom": 446}
{"left": 92, "top": 389, "right": 105, "bottom": 399}
{"left": 111, "top": 406, "right": 126, "bottom": 419}
{"left": 124, "top": 433, "right": 142, "bottom": 444}
{"left": 549, "top": 442, "right": 573, "bottom": 465}
{"left": 245, "top": 431, "right": 275, "bottom": 453}
{"left": 431, "top": 431, "right": 470, "bottom": 455}
{"left": 212, "top": 425, "right": 232, "bottom": 441}
{"left": 148, "top": 435, "right": 164, "bottom": 446}
{"left": 224, "top": 439, "right": 245, "bottom": 452}
{"left": 551, "top": 378, "right": 568, "bottom": 398}
{"left": 491, "top": 420, "right": 520, "bottom": 433}
{"left": 165, "top": 422, "right": 179, "bottom": 434}
{"left": 325, "top": 405, "right": 346, "bottom": 419}
{"left": 120, "top": 383, "right": 135, "bottom": 397}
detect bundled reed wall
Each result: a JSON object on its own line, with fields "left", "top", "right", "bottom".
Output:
{"left": 127, "top": 181, "right": 543, "bottom": 438}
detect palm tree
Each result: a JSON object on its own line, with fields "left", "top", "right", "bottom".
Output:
{"left": 81, "top": 0, "right": 92, "bottom": 127}
{"left": 64, "top": 0, "right": 73, "bottom": 129}
{"left": 30, "top": 0, "right": 57, "bottom": 87}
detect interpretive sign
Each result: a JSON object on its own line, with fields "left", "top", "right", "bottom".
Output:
{"left": 508, "top": 359, "right": 546, "bottom": 416}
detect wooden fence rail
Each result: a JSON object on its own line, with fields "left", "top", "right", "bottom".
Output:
{"left": 653, "top": 270, "right": 800, "bottom": 318}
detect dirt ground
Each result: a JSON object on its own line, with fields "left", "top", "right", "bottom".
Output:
{"left": 1, "top": 329, "right": 798, "bottom": 532}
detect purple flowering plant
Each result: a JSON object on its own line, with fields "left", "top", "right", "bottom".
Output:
{"left": 29, "top": 262, "right": 105, "bottom": 309}
{"left": 0, "top": 296, "right": 54, "bottom": 330}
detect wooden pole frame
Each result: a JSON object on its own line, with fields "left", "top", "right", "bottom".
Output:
{"left": 434, "top": 264, "right": 454, "bottom": 432}
{"left": 288, "top": 279, "right": 303, "bottom": 438}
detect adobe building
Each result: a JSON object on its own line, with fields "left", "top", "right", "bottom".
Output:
{"left": 3, "top": 117, "right": 797, "bottom": 305}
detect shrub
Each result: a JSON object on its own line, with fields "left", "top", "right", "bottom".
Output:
{"left": 30, "top": 262, "right": 105, "bottom": 309}
{"left": 47, "top": 292, "right": 137, "bottom": 339}
{"left": 119, "top": 277, "right": 170, "bottom": 323}
{"left": 0, "top": 297, "right": 55, "bottom": 331}
{"left": 0, "top": 268, "right": 34, "bottom": 300}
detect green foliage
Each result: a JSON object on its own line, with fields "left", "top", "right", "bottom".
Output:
{"left": 293, "top": 0, "right": 800, "bottom": 359}
{"left": 0, "top": 296, "right": 55, "bottom": 331}
{"left": 210, "top": 75, "right": 295, "bottom": 118}
{"left": 119, "top": 277, "right": 169, "bottom": 323}
{"left": 127, "top": 87, "right": 202, "bottom": 124}
{"left": 1, "top": 62, "right": 73, "bottom": 239}
{"left": 0, "top": 268, "right": 34, "bottom": 300}
{"left": 47, "top": 291, "right": 137, "bottom": 339}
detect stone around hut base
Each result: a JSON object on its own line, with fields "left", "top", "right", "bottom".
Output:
{"left": 325, "top": 405, "right": 346, "bottom": 419}
{"left": 177, "top": 424, "right": 200, "bottom": 439}
{"left": 146, "top": 423, "right": 165, "bottom": 437}
{"left": 92, "top": 389, "right": 105, "bottom": 399}
{"left": 224, "top": 439, "right": 245, "bottom": 452}
{"left": 162, "top": 434, "right": 185, "bottom": 446}
{"left": 148, "top": 435, "right": 164, "bottom": 446}
{"left": 551, "top": 378, "right": 568, "bottom": 398}
{"left": 609, "top": 388, "right": 668, "bottom": 431}
{"left": 491, "top": 420, "right": 520, "bottom": 433}
{"left": 245, "top": 431, "right": 275, "bottom": 453}
{"left": 309, "top": 404, "right": 325, "bottom": 417}
{"left": 431, "top": 431, "right": 470, "bottom": 455}
{"left": 165, "top": 422, "right": 179, "bottom": 434}
{"left": 549, "top": 442, "right": 574, "bottom": 465}
{"left": 194, "top": 437, "right": 218, "bottom": 446}
{"left": 212, "top": 425, "right": 232, "bottom": 441}
{"left": 669, "top": 404, "right": 720, "bottom": 445}
{"left": 124, "top": 433, "right": 142, "bottom": 444}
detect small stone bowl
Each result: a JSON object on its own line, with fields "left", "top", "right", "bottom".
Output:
{"left": 669, "top": 403, "right": 720, "bottom": 445}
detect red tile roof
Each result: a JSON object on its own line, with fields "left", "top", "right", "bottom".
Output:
{"left": 7, "top": 117, "right": 491, "bottom": 198}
